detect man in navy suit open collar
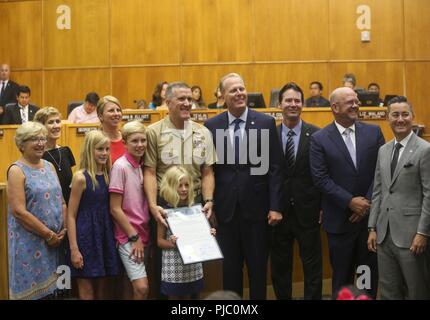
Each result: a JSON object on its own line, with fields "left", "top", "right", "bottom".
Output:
{"left": 205, "top": 73, "right": 283, "bottom": 299}
{"left": 310, "top": 87, "right": 385, "bottom": 299}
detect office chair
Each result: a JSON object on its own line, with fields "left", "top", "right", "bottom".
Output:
{"left": 67, "top": 101, "right": 84, "bottom": 116}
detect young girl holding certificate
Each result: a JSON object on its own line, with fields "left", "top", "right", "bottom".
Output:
{"left": 158, "top": 166, "right": 215, "bottom": 299}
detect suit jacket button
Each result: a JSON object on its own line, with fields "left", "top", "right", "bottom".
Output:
{"left": 386, "top": 208, "right": 389, "bottom": 212}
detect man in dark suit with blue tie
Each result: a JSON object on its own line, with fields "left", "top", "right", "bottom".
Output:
{"left": 310, "top": 87, "right": 385, "bottom": 298}
{"left": 205, "top": 73, "right": 283, "bottom": 299}
{"left": 271, "top": 82, "right": 322, "bottom": 300}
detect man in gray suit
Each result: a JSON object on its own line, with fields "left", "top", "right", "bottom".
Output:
{"left": 368, "top": 96, "right": 430, "bottom": 299}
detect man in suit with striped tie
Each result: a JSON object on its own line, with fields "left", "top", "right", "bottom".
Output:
{"left": 271, "top": 82, "right": 322, "bottom": 300}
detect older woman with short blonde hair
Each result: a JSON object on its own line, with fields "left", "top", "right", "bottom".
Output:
{"left": 8, "top": 121, "right": 66, "bottom": 300}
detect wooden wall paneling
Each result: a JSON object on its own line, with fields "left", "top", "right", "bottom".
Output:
{"left": 253, "top": 63, "right": 329, "bottom": 106}
{"left": 111, "top": 0, "right": 181, "bottom": 65}
{"left": 329, "top": 0, "right": 404, "bottom": 60}
{"left": 180, "top": 0, "right": 217, "bottom": 63}
{"left": 328, "top": 62, "right": 405, "bottom": 97}
{"left": 111, "top": 66, "right": 181, "bottom": 108}
{"left": 181, "top": 64, "right": 255, "bottom": 106}
{"left": 0, "top": 126, "right": 21, "bottom": 183}
{"left": 12, "top": 71, "right": 43, "bottom": 108}
{"left": 0, "top": 1, "right": 42, "bottom": 69}
{"left": 404, "top": 0, "right": 430, "bottom": 60}
{"left": 212, "top": 0, "right": 253, "bottom": 62}
{"left": 44, "top": 69, "right": 111, "bottom": 117}
{"left": 181, "top": 0, "right": 253, "bottom": 63}
{"left": 254, "top": 0, "right": 329, "bottom": 61}
{"left": 43, "top": 0, "right": 110, "bottom": 68}
{"left": 405, "top": 62, "right": 430, "bottom": 131}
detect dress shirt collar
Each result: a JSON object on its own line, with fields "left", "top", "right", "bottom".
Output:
{"left": 394, "top": 130, "right": 414, "bottom": 147}
{"left": 281, "top": 120, "right": 302, "bottom": 136}
{"left": 228, "top": 107, "right": 248, "bottom": 126}
{"left": 334, "top": 121, "right": 356, "bottom": 135}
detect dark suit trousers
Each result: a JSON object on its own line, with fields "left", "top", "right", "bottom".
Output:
{"left": 217, "top": 204, "right": 269, "bottom": 300}
{"left": 327, "top": 226, "right": 378, "bottom": 299}
{"left": 271, "top": 210, "right": 322, "bottom": 300}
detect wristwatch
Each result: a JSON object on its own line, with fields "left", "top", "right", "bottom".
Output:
{"left": 368, "top": 227, "right": 376, "bottom": 232}
{"left": 128, "top": 234, "right": 140, "bottom": 242}
{"left": 203, "top": 199, "right": 214, "bottom": 205}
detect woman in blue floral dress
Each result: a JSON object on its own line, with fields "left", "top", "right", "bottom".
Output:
{"left": 7, "top": 122, "right": 66, "bottom": 300}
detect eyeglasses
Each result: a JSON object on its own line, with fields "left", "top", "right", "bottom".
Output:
{"left": 26, "top": 137, "right": 47, "bottom": 144}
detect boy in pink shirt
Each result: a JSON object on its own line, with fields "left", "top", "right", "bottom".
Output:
{"left": 109, "top": 120, "right": 150, "bottom": 300}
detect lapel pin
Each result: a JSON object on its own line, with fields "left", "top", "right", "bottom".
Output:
{"left": 306, "top": 132, "right": 310, "bottom": 136}
{"left": 251, "top": 121, "right": 255, "bottom": 125}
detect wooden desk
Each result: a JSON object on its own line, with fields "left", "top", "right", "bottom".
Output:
{"left": 122, "top": 109, "right": 164, "bottom": 125}
{"left": 257, "top": 107, "right": 393, "bottom": 141}
{"left": 163, "top": 109, "right": 220, "bottom": 124}
{"left": 0, "top": 183, "right": 8, "bottom": 300}
{"left": 62, "top": 124, "right": 100, "bottom": 171}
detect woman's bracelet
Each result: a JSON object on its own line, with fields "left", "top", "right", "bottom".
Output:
{"left": 45, "top": 231, "right": 54, "bottom": 242}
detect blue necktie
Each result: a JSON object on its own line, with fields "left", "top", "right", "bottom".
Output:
{"left": 285, "top": 130, "right": 296, "bottom": 170}
{"left": 232, "top": 118, "right": 243, "bottom": 164}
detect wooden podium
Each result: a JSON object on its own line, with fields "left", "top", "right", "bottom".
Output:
{"left": 0, "top": 183, "right": 8, "bottom": 300}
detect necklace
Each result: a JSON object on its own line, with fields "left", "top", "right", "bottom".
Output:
{"left": 46, "top": 147, "right": 62, "bottom": 171}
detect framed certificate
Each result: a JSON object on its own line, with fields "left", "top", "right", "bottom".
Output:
{"left": 165, "top": 204, "right": 223, "bottom": 265}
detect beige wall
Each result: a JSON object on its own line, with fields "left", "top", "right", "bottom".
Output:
{"left": 0, "top": 0, "right": 429, "bottom": 137}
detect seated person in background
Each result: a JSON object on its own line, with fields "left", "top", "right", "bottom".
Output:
{"left": 367, "top": 83, "right": 384, "bottom": 106}
{"left": 368, "top": 82, "right": 380, "bottom": 94}
{"left": 2, "top": 85, "right": 39, "bottom": 125}
{"left": 191, "top": 85, "right": 206, "bottom": 109}
{"left": 342, "top": 73, "right": 365, "bottom": 93}
{"left": 67, "top": 92, "right": 100, "bottom": 124}
{"left": 207, "top": 86, "right": 226, "bottom": 109}
{"left": 148, "top": 81, "right": 168, "bottom": 110}
{"left": 305, "top": 81, "right": 330, "bottom": 107}
{"left": 136, "top": 99, "right": 148, "bottom": 109}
